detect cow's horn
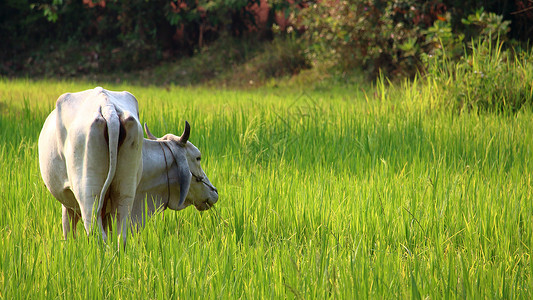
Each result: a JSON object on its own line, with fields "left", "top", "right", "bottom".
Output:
{"left": 144, "top": 123, "right": 158, "bottom": 140}
{"left": 178, "top": 121, "right": 190, "bottom": 146}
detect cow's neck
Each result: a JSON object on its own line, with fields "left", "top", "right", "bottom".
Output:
{"left": 131, "top": 140, "right": 176, "bottom": 226}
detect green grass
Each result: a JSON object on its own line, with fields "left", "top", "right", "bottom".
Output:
{"left": 1, "top": 77, "right": 532, "bottom": 299}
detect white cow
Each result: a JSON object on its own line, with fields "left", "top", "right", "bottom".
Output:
{"left": 38, "top": 87, "right": 218, "bottom": 245}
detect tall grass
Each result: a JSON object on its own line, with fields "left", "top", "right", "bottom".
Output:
{"left": 1, "top": 72, "right": 532, "bottom": 298}
{"left": 421, "top": 40, "right": 533, "bottom": 112}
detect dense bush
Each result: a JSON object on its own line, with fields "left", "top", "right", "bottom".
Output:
{"left": 442, "top": 0, "right": 532, "bottom": 41}
{"left": 0, "top": 0, "right": 293, "bottom": 76}
{"left": 299, "top": 0, "right": 446, "bottom": 78}
{"left": 422, "top": 8, "right": 511, "bottom": 68}
{"left": 429, "top": 40, "right": 533, "bottom": 113}
{"left": 378, "top": 40, "right": 533, "bottom": 114}
{"left": 298, "top": 0, "right": 529, "bottom": 78}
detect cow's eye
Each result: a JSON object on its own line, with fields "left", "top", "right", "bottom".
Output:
{"left": 196, "top": 157, "right": 201, "bottom": 161}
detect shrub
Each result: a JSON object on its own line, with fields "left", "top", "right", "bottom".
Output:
{"left": 298, "top": 1, "right": 519, "bottom": 79}
{"left": 299, "top": 0, "right": 445, "bottom": 78}
{"left": 460, "top": 8, "right": 511, "bottom": 44}
{"left": 422, "top": 8, "right": 511, "bottom": 69}
{"left": 2, "top": 0, "right": 296, "bottom": 76}
{"left": 425, "top": 40, "right": 533, "bottom": 113}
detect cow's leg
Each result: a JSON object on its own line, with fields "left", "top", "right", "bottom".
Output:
{"left": 96, "top": 209, "right": 107, "bottom": 242}
{"left": 62, "top": 205, "right": 80, "bottom": 240}
{"left": 72, "top": 211, "right": 80, "bottom": 237}
{"left": 62, "top": 205, "right": 70, "bottom": 240}
{"left": 116, "top": 199, "right": 134, "bottom": 248}
{"left": 114, "top": 112, "right": 143, "bottom": 248}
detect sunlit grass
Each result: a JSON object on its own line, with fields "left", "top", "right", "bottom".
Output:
{"left": 1, "top": 77, "right": 532, "bottom": 298}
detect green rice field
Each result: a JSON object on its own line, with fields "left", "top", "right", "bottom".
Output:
{"left": 1, "top": 78, "right": 532, "bottom": 298}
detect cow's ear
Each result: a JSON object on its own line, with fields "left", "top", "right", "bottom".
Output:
{"left": 176, "top": 160, "right": 191, "bottom": 207}
{"left": 166, "top": 143, "right": 191, "bottom": 207}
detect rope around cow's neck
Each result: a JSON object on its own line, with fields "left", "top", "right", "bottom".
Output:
{"left": 159, "top": 142, "right": 172, "bottom": 210}
{"left": 190, "top": 171, "right": 218, "bottom": 193}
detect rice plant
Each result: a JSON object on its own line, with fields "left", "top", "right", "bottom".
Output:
{"left": 1, "top": 74, "right": 532, "bottom": 298}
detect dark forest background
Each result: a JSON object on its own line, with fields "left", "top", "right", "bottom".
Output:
{"left": 1, "top": 0, "right": 531, "bottom": 85}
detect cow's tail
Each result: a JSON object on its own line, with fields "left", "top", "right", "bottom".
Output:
{"left": 97, "top": 104, "right": 120, "bottom": 241}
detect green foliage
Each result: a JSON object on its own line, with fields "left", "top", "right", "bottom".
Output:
{"left": 379, "top": 40, "right": 533, "bottom": 114}
{"left": 298, "top": 0, "right": 523, "bottom": 79}
{"left": 442, "top": 0, "right": 532, "bottom": 42}
{"left": 299, "top": 0, "right": 445, "bottom": 78}
{"left": 1, "top": 0, "right": 295, "bottom": 76}
{"left": 30, "top": 0, "right": 64, "bottom": 23}
{"left": 422, "top": 17, "right": 465, "bottom": 63}
{"left": 427, "top": 40, "right": 533, "bottom": 113}
{"left": 421, "top": 9, "right": 512, "bottom": 76}
{"left": 2, "top": 0, "right": 530, "bottom": 81}
{"left": 461, "top": 8, "right": 511, "bottom": 44}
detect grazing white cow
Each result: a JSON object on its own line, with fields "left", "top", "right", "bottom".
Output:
{"left": 38, "top": 87, "right": 218, "bottom": 245}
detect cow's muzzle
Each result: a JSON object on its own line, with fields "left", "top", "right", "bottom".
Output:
{"left": 196, "top": 200, "right": 214, "bottom": 211}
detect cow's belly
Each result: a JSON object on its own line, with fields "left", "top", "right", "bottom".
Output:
{"left": 41, "top": 153, "right": 80, "bottom": 210}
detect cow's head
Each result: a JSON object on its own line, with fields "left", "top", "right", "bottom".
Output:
{"left": 144, "top": 121, "right": 218, "bottom": 211}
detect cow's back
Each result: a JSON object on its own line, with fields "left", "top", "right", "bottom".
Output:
{"left": 55, "top": 87, "right": 140, "bottom": 138}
